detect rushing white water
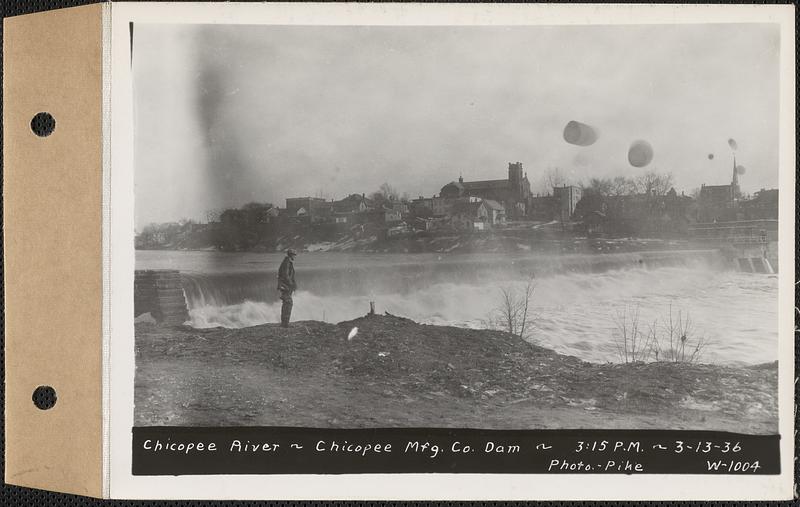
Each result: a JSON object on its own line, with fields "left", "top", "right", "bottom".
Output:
{"left": 136, "top": 250, "right": 778, "bottom": 365}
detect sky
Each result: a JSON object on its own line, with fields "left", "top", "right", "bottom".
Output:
{"left": 133, "top": 22, "right": 780, "bottom": 228}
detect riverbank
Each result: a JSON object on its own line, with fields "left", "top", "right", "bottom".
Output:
{"left": 139, "top": 225, "right": 699, "bottom": 255}
{"left": 297, "top": 233, "right": 692, "bottom": 255}
{"left": 135, "top": 313, "right": 777, "bottom": 433}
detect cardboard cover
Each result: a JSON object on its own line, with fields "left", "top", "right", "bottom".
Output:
{"left": 3, "top": 3, "right": 104, "bottom": 497}
{"left": 1, "top": 2, "right": 795, "bottom": 500}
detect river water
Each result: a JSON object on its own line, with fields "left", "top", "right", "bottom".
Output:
{"left": 136, "top": 250, "right": 778, "bottom": 366}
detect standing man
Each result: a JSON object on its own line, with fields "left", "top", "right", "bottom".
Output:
{"left": 277, "top": 249, "right": 298, "bottom": 328}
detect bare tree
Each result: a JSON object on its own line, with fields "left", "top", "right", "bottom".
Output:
{"left": 612, "top": 305, "right": 655, "bottom": 363}
{"left": 205, "top": 208, "right": 223, "bottom": 224}
{"left": 609, "top": 176, "right": 637, "bottom": 196}
{"left": 651, "top": 304, "right": 708, "bottom": 363}
{"left": 484, "top": 276, "right": 536, "bottom": 340}
{"left": 370, "top": 182, "right": 400, "bottom": 202}
{"left": 611, "top": 303, "right": 710, "bottom": 364}
{"left": 580, "top": 177, "right": 614, "bottom": 197}
{"left": 634, "top": 171, "right": 674, "bottom": 196}
{"left": 545, "top": 167, "right": 569, "bottom": 190}
{"left": 532, "top": 168, "right": 571, "bottom": 195}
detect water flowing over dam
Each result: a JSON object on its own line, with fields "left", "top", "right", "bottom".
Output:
{"left": 136, "top": 249, "right": 777, "bottom": 365}
{"left": 177, "top": 250, "right": 724, "bottom": 308}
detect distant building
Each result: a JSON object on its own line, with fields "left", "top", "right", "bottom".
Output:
{"left": 331, "top": 214, "right": 351, "bottom": 224}
{"left": 285, "top": 197, "right": 329, "bottom": 221}
{"left": 738, "top": 188, "right": 778, "bottom": 220}
{"left": 697, "top": 161, "right": 741, "bottom": 222}
{"left": 256, "top": 206, "right": 281, "bottom": 224}
{"left": 528, "top": 185, "right": 581, "bottom": 222}
{"left": 552, "top": 185, "right": 582, "bottom": 222}
{"left": 323, "top": 194, "right": 369, "bottom": 225}
{"left": 582, "top": 210, "right": 608, "bottom": 236}
{"left": 412, "top": 216, "right": 435, "bottom": 231}
{"left": 451, "top": 200, "right": 490, "bottom": 231}
{"left": 383, "top": 207, "right": 403, "bottom": 223}
{"left": 528, "top": 194, "right": 558, "bottom": 221}
{"left": 437, "top": 195, "right": 489, "bottom": 217}
{"left": 575, "top": 187, "right": 695, "bottom": 237}
{"left": 364, "top": 206, "right": 403, "bottom": 225}
{"left": 332, "top": 194, "right": 371, "bottom": 214}
{"left": 444, "top": 198, "right": 506, "bottom": 230}
{"left": 432, "top": 196, "right": 455, "bottom": 217}
{"left": 440, "top": 162, "right": 532, "bottom": 218}
{"left": 410, "top": 196, "right": 434, "bottom": 217}
{"left": 388, "top": 201, "right": 409, "bottom": 215}
{"left": 482, "top": 199, "right": 506, "bottom": 225}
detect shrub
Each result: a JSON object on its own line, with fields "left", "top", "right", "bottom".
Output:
{"left": 612, "top": 305, "right": 655, "bottom": 363}
{"left": 651, "top": 304, "right": 708, "bottom": 363}
{"left": 484, "top": 276, "right": 536, "bottom": 340}
{"left": 611, "top": 303, "right": 709, "bottom": 364}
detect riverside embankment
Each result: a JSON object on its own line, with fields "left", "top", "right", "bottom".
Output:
{"left": 134, "top": 313, "right": 778, "bottom": 433}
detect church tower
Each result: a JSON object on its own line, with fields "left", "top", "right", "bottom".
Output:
{"left": 508, "top": 162, "right": 523, "bottom": 190}
{"left": 731, "top": 157, "right": 741, "bottom": 199}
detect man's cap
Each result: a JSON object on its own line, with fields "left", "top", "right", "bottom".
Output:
{"left": 287, "top": 248, "right": 298, "bottom": 256}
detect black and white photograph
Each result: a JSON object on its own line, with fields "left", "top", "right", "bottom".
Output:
{"left": 131, "top": 18, "right": 782, "bottom": 442}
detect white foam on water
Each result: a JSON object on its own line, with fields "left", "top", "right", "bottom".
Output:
{"left": 186, "top": 266, "right": 778, "bottom": 366}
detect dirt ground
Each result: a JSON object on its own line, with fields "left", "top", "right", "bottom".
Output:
{"left": 134, "top": 314, "right": 778, "bottom": 433}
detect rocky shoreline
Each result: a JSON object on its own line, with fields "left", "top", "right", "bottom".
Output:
{"left": 135, "top": 313, "right": 777, "bottom": 433}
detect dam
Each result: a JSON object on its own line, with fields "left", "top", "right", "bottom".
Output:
{"left": 134, "top": 248, "right": 778, "bottom": 365}
{"left": 688, "top": 219, "right": 778, "bottom": 274}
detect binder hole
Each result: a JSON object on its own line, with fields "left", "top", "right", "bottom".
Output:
{"left": 32, "top": 386, "right": 57, "bottom": 410}
{"left": 30, "top": 112, "right": 56, "bottom": 137}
